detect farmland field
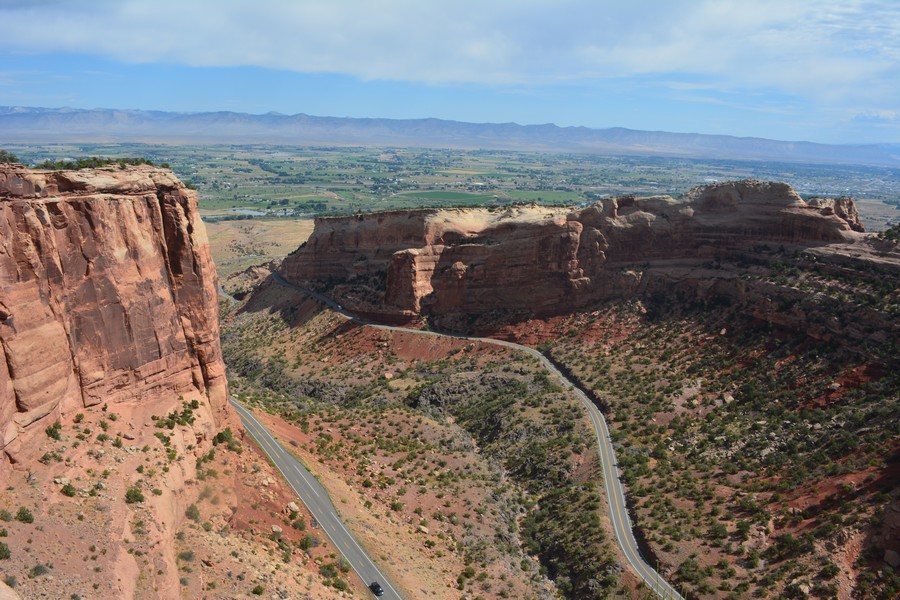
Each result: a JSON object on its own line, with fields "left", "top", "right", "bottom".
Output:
{"left": 7, "top": 143, "right": 899, "bottom": 231}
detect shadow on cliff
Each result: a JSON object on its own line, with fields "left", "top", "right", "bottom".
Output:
{"left": 237, "top": 275, "right": 322, "bottom": 327}
{"left": 235, "top": 275, "right": 366, "bottom": 339}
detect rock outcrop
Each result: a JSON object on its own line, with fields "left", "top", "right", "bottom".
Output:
{"left": 0, "top": 164, "right": 228, "bottom": 474}
{"left": 281, "top": 180, "right": 875, "bottom": 325}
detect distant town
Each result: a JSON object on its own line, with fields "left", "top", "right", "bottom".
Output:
{"left": 8, "top": 143, "right": 899, "bottom": 231}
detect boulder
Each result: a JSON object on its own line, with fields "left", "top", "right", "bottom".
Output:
{"left": 885, "top": 549, "right": 900, "bottom": 568}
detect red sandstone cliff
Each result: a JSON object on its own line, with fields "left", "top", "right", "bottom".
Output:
{"left": 0, "top": 164, "right": 228, "bottom": 474}
{"left": 280, "top": 180, "right": 875, "bottom": 324}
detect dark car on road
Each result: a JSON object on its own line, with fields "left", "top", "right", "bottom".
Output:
{"left": 369, "top": 581, "right": 384, "bottom": 596}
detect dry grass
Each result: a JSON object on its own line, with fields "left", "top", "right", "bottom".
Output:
{"left": 205, "top": 218, "right": 314, "bottom": 278}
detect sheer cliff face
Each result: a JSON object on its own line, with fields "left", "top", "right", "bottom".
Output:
{"left": 0, "top": 164, "right": 227, "bottom": 470}
{"left": 280, "top": 180, "right": 867, "bottom": 321}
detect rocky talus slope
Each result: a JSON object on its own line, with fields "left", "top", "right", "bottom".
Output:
{"left": 0, "top": 164, "right": 228, "bottom": 477}
{"left": 281, "top": 180, "right": 892, "bottom": 333}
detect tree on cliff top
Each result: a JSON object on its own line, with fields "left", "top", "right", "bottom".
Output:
{"left": 0, "top": 150, "right": 18, "bottom": 164}
{"left": 36, "top": 156, "right": 163, "bottom": 170}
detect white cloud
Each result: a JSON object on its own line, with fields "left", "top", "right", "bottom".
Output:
{"left": 851, "top": 109, "right": 898, "bottom": 123}
{"left": 1, "top": 0, "right": 897, "bottom": 111}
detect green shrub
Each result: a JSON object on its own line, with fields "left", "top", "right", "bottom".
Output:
{"left": 820, "top": 562, "right": 840, "bottom": 579}
{"left": 299, "top": 534, "right": 316, "bottom": 550}
{"left": 125, "top": 486, "right": 145, "bottom": 504}
{"left": 15, "top": 507, "right": 34, "bottom": 523}
{"left": 39, "top": 452, "right": 62, "bottom": 464}
{"left": 45, "top": 421, "right": 62, "bottom": 440}
{"left": 27, "top": 564, "right": 49, "bottom": 578}
{"left": 332, "top": 577, "right": 348, "bottom": 591}
{"left": 213, "top": 427, "right": 242, "bottom": 452}
{"left": 185, "top": 504, "right": 201, "bottom": 521}
{"left": 319, "top": 563, "right": 338, "bottom": 578}
{"left": 61, "top": 483, "right": 77, "bottom": 497}
{"left": 251, "top": 584, "right": 264, "bottom": 595}
{"left": 0, "top": 541, "right": 10, "bottom": 559}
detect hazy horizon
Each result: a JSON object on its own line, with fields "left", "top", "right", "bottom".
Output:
{"left": 1, "top": 1, "right": 898, "bottom": 145}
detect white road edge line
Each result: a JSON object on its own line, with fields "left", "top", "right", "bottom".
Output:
{"left": 231, "top": 400, "right": 400, "bottom": 599}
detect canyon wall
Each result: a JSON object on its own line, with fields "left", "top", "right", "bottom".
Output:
{"left": 0, "top": 164, "right": 228, "bottom": 473}
{"left": 281, "top": 180, "right": 876, "bottom": 325}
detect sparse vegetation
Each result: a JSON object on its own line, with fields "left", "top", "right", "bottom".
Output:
{"left": 220, "top": 228, "right": 897, "bottom": 599}
{"left": 536, "top": 282, "right": 898, "bottom": 598}
{"left": 153, "top": 400, "right": 200, "bottom": 429}
{"left": 222, "top": 285, "right": 620, "bottom": 598}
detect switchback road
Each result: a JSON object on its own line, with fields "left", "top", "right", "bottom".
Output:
{"left": 266, "top": 272, "right": 683, "bottom": 599}
{"left": 231, "top": 399, "right": 403, "bottom": 600}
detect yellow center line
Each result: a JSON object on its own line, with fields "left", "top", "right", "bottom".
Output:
{"left": 595, "top": 410, "right": 663, "bottom": 594}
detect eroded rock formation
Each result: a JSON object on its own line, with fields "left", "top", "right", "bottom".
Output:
{"left": 281, "top": 180, "right": 880, "bottom": 327}
{"left": 0, "top": 164, "right": 228, "bottom": 472}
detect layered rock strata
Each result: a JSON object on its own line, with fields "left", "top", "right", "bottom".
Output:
{"left": 0, "top": 164, "right": 228, "bottom": 472}
{"left": 281, "top": 180, "right": 874, "bottom": 323}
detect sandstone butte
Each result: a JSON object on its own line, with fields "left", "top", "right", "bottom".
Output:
{"left": 280, "top": 180, "right": 898, "bottom": 333}
{"left": 0, "top": 163, "right": 228, "bottom": 479}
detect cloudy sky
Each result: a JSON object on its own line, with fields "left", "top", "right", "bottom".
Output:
{"left": 1, "top": 0, "right": 898, "bottom": 144}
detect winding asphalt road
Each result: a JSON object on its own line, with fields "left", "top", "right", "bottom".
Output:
{"left": 251, "top": 273, "right": 683, "bottom": 599}
{"left": 230, "top": 400, "right": 403, "bottom": 600}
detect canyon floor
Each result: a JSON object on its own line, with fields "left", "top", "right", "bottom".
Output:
{"left": 223, "top": 281, "right": 630, "bottom": 599}
{"left": 216, "top": 228, "right": 897, "bottom": 600}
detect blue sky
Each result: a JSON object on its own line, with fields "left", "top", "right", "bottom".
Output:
{"left": 1, "top": 0, "right": 898, "bottom": 144}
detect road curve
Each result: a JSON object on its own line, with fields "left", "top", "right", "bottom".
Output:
{"left": 269, "top": 273, "right": 683, "bottom": 599}
{"left": 230, "top": 400, "right": 403, "bottom": 600}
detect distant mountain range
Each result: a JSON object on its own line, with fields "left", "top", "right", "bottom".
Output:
{"left": 1, "top": 106, "right": 898, "bottom": 167}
